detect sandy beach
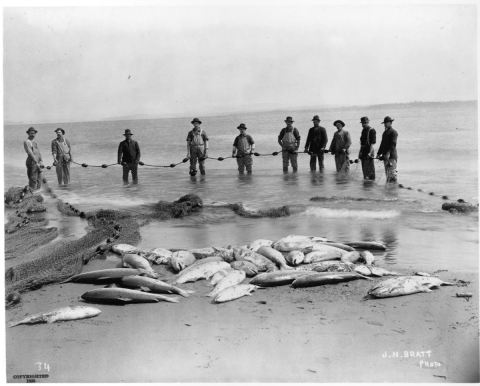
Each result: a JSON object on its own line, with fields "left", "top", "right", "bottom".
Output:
{"left": 6, "top": 243, "right": 479, "bottom": 383}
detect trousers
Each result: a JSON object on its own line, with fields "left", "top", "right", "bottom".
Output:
{"left": 122, "top": 164, "right": 138, "bottom": 183}
{"left": 26, "top": 158, "right": 42, "bottom": 190}
{"left": 361, "top": 157, "right": 375, "bottom": 180}
{"left": 309, "top": 152, "right": 324, "bottom": 171}
{"left": 282, "top": 149, "right": 298, "bottom": 170}
{"left": 190, "top": 146, "right": 206, "bottom": 174}
{"left": 334, "top": 153, "right": 350, "bottom": 173}
{"left": 56, "top": 154, "right": 71, "bottom": 185}
{"left": 384, "top": 159, "right": 397, "bottom": 183}
{"left": 237, "top": 154, "right": 253, "bottom": 173}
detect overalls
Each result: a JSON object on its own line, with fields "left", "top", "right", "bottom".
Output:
{"left": 236, "top": 135, "right": 253, "bottom": 173}
{"left": 25, "top": 140, "right": 42, "bottom": 190}
{"left": 281, "top": 128, "right": 298, "bottom": 171}
{"left": 53, "top": 139, "right": 71, "bottom": 185}
{"left": 190, "top": 130, "right": 206, "bottom": 174}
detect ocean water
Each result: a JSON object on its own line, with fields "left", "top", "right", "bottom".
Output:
{"left": 4, "top": 101, "right": 478, "bottom": 272}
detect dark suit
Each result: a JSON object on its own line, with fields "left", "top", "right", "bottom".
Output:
{"left": 118, "top": 139, "right": 141, "bottom": 183}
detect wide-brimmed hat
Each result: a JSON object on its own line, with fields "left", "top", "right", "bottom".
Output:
{"left": 284, "top": 116, "right": 294, "bottom": 123}
{"left": 333, "top": 120, "right": 345, "bottom": 127}
{"left": 191, "top": 118, "right": 202, "bottom": 124}
{"left": 312, "top": 115, "right": 321, "bottom": 121}
{"left": 360, "top": 117, "right": 369, "bottom": 124}
{"left": 123, "top": 129, "right": 134, "bottom": 136}
{"left": 55, "top": 128, "right": 65, "bottom": 135}
{"left": 381, "top": 116, "right": 394, "bottom": 124}
{"left": 237, "top": 123, "right": 247, "bottom": 130}
{"left": 26, "top": 127, "right": 37, "bottom": 134}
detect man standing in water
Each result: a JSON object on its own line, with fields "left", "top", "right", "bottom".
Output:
{"left": 278, "top": 116, "right": 301, "bottom": 172}
{"left": 377, "top": 116, "right": 398, "bottom": 183}
{"left": 358, "top": 117, "right": 376, "bottom": 180}
{"left": 329, "top": 120, "right": 351, "bottom": 173}
{"left": 51, "top": 128, "right": 73, "bottom": 186}
{"left": 304, "top": 115, "right": 328, "bottom": 171}
{"left": 232, "top": 123, "right": 255, "bottom": 173}
{"left": 187, "top": 118, "right": 209, "bottom": 176}
{"left": 23, "top": 127, "right": 43, "bottom": 190}
{"left": 117, "top": 129, "right": 141, "bottom": 184}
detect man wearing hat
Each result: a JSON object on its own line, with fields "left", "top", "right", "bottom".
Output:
{"left": 358, "top": 117, "right": 376, "bottom": 180}
{"left": 232, "top": 123, "right": 255, "bottom": 173}
{"left": 117, "top": 129, "right": 141, "bottom": 184}
{"left": 377, "top": 116, "right": 398, "bottom": 182}
{"left": 278, "top": 116, "right": 301, "bottom": 172}
{"left": 186, "top": 118, "right": 209, "bottom": 176}
{"left": 329, "top": 120, "right": 351, "bottom": 173}
{"left": 23, "top": 127, "right": 43, "bottom": 190}
{"left": 51, "top": 128, "right": 73, "bottom": 186}
{"left": 304, "top": 115, "right": 328, "bottom": 171}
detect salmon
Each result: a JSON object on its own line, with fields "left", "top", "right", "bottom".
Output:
{"left": 8, "top": 306, "right": 101, "bottom": 327}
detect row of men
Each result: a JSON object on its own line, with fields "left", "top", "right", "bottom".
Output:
{"left": 22, "top": 115, "right": 398, "bottom": 189}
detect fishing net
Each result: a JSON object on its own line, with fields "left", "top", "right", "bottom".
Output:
{"left": 310, "top": 196, "right": 400, "bottom": 202}
{"left": 224, "top": 202, "right": 290, "bottom": 218}
{"left": 5, "top": 191, "right": 203, "bottom": 296}
{"left": 441, "top": 202, "right": 478, "bottom": 214}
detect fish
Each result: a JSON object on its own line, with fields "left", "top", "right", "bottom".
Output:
{"left": 123, "top": 253, "right": 158, "bottom": 278}
{"left": 81, "top": 287, "right": 179, "bottom": 303}
{"left": 214, "top": 284, "right": 260, "bottom": 303}
{"left": 273, "top": 241, "right": 316, "bottom": 252}
{"left": 294, "top": 261, "right": 352, "bottom": 271}
{"left": 272, "top": 234, "right": 329, "bottom": 247}
{"left": 188, "top": 247, "right": 229, "bottom": 259}
{"left": 415, "top": 272, "right": 439, "bottom": 277}
{"left": 209, "top": 267, "right": 234, "bottom": 286}
{"left": 302, "top": 243, "right": 347, "bottom": 255}
{"left": 291, "top": 272, "right": 372, "bottom": 288}
{"left": 250, "top": 270, "right": 314, "bottom": 287}
{"left": 285, "top": 251, "right": 305, "bottom": 266}
{"left": 232, "top": 247, "right": 277, "bottom": 272}
{"left": 344, "top": 241, "right": 386, "bottom": 250}
{"left": 170, "top": 251, "right": 196, "bottom": 272}
{"left": 121, "top": 276, "right": 194, "bottom": 297}
{"left": 111, "top": 244, "right": 143, "bottom": 255}
{"left": 303, "top": 250, "right": 344, "bottom": 264}
{"left": 317, "top": 242, "right": 355, "bottom": 252}
{"left": 340, "top": 251, "right": 374, "bottom": 265}
{"left": 410, "top": 276, "right": 453, "bottom": 287}
{"left": 60, "top": 268, "right": 157, "bottom": 283}
{"left": 368, "top": 277, "right": 433, "bottom": 298}
{"left": 141, "top": 248, "right": 172, "bottom": 265}
{"left": 248, "top": 239, "right": 274, "bottom": 252}
{"left": 256, "top": 246, "right": 292, "bottom": 270}
{"left": 230, "top": 261, "right": 259, "bottom": 277}
{"left": 354, "top": 266, "right": 401, "bottom": 277}
{"left": 173, "top": 261, "right": 231, "bottom": 284}
{"left": 313, "top": 262, "right": 354, "bottom": 273}
{"left": 180, "top": 256, "right": 225, "bottom": 276}
{"left": 205, "top": 270, "right": 246, "bottom": 297}
{"left": 8, "top": 306, "right": 101, "bottom": 327}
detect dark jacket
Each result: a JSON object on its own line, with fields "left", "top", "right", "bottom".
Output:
{"left": 118, "top": 139, "right": 141, "bottom": 164}
{"left": 359, "top": 126, "right": 376, "bottom": 158}
{"left": 377, "top": 127, "right": 398, "bottom": 160}
{"left": 305, "top": 126, "right": 328, "bottom": 153}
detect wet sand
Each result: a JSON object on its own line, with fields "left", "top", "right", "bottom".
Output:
{"left": 6, "top": 253, "right": 479, "bottom": 383}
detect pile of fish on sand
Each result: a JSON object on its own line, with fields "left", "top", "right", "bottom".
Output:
{"left": 8, "top": 234, "right": 454, "bottom": 327}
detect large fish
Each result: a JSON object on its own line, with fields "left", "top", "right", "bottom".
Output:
{"left": 81, "top": 287, "right": 179, "bottom": 303}
{"left": 209, "top": 267, "right": 234, "bottom": 286}
{"left": 250, "top": 270, "right": 314, "bottom": 287}
{"left": 8, "top": 306, "right": 101, "bottom": 328}
{"left": 121, "top": 276, "right": 194, "bottom": 298}
{"left": 313, "top": 262, "right": 354, "bottom": 273}
{"left": 285, "top": 251, "right": 305, "bottom": 266}
{"left": 318, "top": 242, "right": 355, "bottom": 252}
{"left": 173, "top": 261, "right": 231, "bottom": 284}
{"left": 111, "top": 244, "right": 143, "bottom": 255}
{"left": 302, "top": 243, "right": 347, "bottom": 255}
{"left": 60, "top": 268, "right": 157, "bottom": 283}
{"left": 233, "top": 247, "right": 276, "bottom": 272}
{"left": 214, "top": 284, "right": 261, "bottom": 303}
{"left": 272, "top": 234, "right": 329, "bottom": 247}
{"left": 188, "top": 247, "right": 229, "bottom": 259}
{"left": 248, "top": 239, "right": 274, "bottom": 252}
{"left": 205, "top": 270, "right": 246, "bottom": 297}
{"left": 410, "top": 276, "right": 453, "bottom": 287}
{"left": 294, "top": 261, "right": 352, "bottom": 271}
{"left": 170, "top": 251, "right": 196, "bottom": 271}
{"left": 344, "top": 241, "right": 386, "bottom": 250}
{"left": 214, "top": 248, "right": 235, "bottom": 263}
{"left": 256, "top": 246, "right": 292, "bottom": 270}
{"left": 142, "top": 248, "right": 172, "bottom": 265}
{"left": 180, "top": 256, "right": 225, "bottom": 276}
{"left": 273, "top": 241, "right": 316, "bottom": 252}
{"left": 368, "top": 277, "right": 433, "bottom": 298}
{"left": 303, "top": 250, "right": 344, "bottom": 264}
{"left": 123, "top": 253, "right": 158, "bottom": 278}
{"left": 292, "top": 272, "right": 372, "bottom": 288}
{"left": 230, "top": 261, "right": 259, "bottom": 277}
{"left": 354, "top": 266, "right": 401, "bottom": 277}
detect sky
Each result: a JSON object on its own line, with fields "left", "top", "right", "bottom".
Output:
{"left": 3, "top": 3, "right": 478, "bottom": 124}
